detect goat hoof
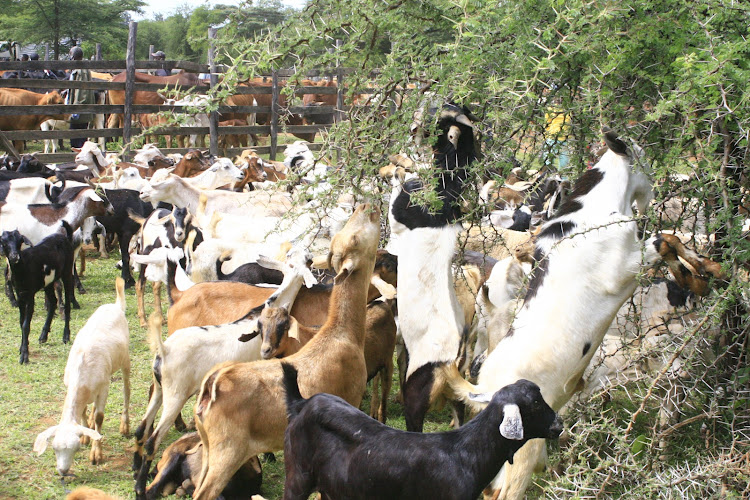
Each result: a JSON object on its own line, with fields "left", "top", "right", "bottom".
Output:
{"left": 19, "top": 353, "right": 29, "bottom": 364}
{"left": 39, "top": 332, "right": 49, "bottom": 344}
{"left": 120, "top": 421, "right": 130, "bottom": 436}
{"left": 72, "top": 300, "right": 81, "bottom": 310}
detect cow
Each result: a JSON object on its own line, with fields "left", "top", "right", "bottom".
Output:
{"left": 106, "top": 71, "right": 202, "bottom": 129}
{"left": 0, "top": 88, "right": 66, "bottom": 153}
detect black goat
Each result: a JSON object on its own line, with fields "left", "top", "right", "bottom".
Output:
{"left": 96, "top": 188, "right": 157, "bottom": 287}
{"left": 281, "top": 363, "right": 563, "bottom": 500}
{"left": 215, "top": 253, "right": 284, "bottom": 285}
{"left": 0, "top": 223, "right": 75, "bottom": 364}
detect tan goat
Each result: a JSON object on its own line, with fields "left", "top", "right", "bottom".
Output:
{"left": 190, "top": 203, "right": 381, "bottom": 500}
{"left": 257, "top": 298, "right": 396, "bottom": 422}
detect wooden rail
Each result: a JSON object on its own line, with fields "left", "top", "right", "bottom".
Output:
{"left": 0, "top": 22, "right": 353, "bottom": 161}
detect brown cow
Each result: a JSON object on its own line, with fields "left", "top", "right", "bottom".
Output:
{"left": 107, "top": 70, "right": 202, "bottom": 128}
{"left": 225, "top": 78, "right": 316, "bottom": 142}
{"left": 0, "top": 88, "right": 66, "bottom": 153}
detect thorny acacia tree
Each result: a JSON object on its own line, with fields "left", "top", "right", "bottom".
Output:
{"left": 215, "top": 0, "right": 748, "bottom": 496}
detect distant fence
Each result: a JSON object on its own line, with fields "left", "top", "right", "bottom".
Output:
{"left": 0, "top": 22, "right": 351, "bottom": 162}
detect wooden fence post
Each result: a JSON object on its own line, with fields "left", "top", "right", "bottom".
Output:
{"left": 270, "top": 70, "right": 279, "bottom": 161}
{"left": 95, "top": 43, "right": 102, "bottom": 61}
{"left": 44, "top": 44, "right": 49, "bottom": 61}
{"left": 148, "top": 45, "right": 154, "bottom": 60}
{"left": 207, "top": 28, "right": 219, "bottom": 156}
{"left": 123, "top": 21, "right": 138, "bottom": 160}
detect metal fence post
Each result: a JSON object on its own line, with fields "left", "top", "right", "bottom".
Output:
{"left": 207, "top": 28, "right": 219, "bottom": 156}
{"left": 123, "top": 21, "right": 137, "bottom": 160}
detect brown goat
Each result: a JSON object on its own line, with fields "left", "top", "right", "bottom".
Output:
{"left": 258, "top": 298, "right": 396, "bottom": 422}
{"left": 166, "top": 250, "right": 397, "bottom": 334}
{"left": 189, "top": 203, "right": 381, "bottom": 500}
{"left": 172, "top": 150, "right": 210, "bottom": 178}
{"left": 145, "top": 432, "right": 262, "bottom": 499}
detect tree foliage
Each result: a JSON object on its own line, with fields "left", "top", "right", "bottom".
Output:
{"left": 0, "top": 0, "right": 144, "bottom": 59}
{"left": 216, "top": 0, "right": 749, "bottom": 496}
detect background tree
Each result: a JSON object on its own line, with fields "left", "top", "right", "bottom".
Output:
{"left": 0, "top": 0, "right": 144, "bottom": 59}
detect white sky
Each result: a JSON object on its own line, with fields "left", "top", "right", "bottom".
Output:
{"left": 134, "top": 0, "right": 307, "bottom": 20}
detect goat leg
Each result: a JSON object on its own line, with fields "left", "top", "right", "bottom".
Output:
{"left": 4, "top": 265, "right": 17, "bottom": 308}
{"left": 74, "top": 265, "right": 86, "bottom": 297}
{"left": 39, "top": 285, "right": 56, "bottom": 344}
{"left": 19, "top": 300, "right": 31, "bottom": 364}
{"left": 62, "top": 272, "right": 73, "bottom": 344}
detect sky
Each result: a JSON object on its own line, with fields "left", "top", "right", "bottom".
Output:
{"left": 135, "top": 0, "right": 307, "bottom": 20}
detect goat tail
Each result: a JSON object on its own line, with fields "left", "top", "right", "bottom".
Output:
{"left": 437, "top": 363, "right": 486, "bottom": 413}
{"left": 147, "top": 311, "right": 165, "bottom": 356}
{"left": 114, "top": 277, "right": 126, "bottom": 312}
{"left": 280, "top": 362, "right": 306, "bottom": 420}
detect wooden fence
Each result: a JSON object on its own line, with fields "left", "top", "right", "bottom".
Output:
{"left": 0, "top": 22, "right": 348, "bottom": 162}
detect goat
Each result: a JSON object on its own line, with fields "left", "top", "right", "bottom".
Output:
{"left": 65, "top": 487, "right": 122, "bottom": 500}
{"left": 133, "top": 249, "right": 317, "bottom": 496}
{"left": 0, "top": 185, "right": 113, "bottom": 246}
{"left": 139, "top": 172, "right": 292, "bottom": 218}
{"left": 167, "top": 248, "right": 397, "bottom": 334}
{"left": 387, "top": 103, "right": 477, "bottom": 431}
{"left": 441, "top": 129, "right": 727, "bottom": 500}
{"left": 1, "top": 224, "right": 75, "bottom": 364}
{"left": 131, "top": 206, "right": 203, "bottom": 326}
{"left": 73, "top": 141, "right": 112, "bottom": 178}
{"left": 96, "top": 188, "right": 156, "bottom": 287}
{"left": 215, "top": 252, "right": 284, "bottom": 285}
{"left": 188, "top": 203, "right": 381, "bottom": 500}
{"left": 172, "top": 149, "right": 211, "bottom": 178}
{"left": 257, "top": 296, "right": 396, "bottom": 422}
{"left": 145, "top": 432, "right": 262, "bottom": 500}
{"left": 281, "top": 363, "right": 563, "bottom": 500}
{"left": 33, "top": 278, "right": 129, "bottom": 473}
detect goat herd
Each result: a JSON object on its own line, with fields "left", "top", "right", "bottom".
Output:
{"left": 0, "top": 103, "right": 727, "bottom": 500}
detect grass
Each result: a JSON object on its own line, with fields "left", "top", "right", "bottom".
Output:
{"left": 0, "top": 246, "right": 455, "bottom": 499}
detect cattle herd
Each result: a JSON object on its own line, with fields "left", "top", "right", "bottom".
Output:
{"left": 0, "top": 68, "right": 342, "bottom": 155}
{"left": 0, "top": 98, "right": 730, "bottom": 500}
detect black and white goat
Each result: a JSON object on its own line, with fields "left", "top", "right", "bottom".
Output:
{"left": 386, "top": 103, "right": 477, "bottom": 431}
{"left": 281, "top": 363, "right": 562, "bottom": 500}
{"left": 442, "top": 129, "right": 726, "bottom": 500}
{"left": 1, "top": 223, "right": 75, "bottom": 364}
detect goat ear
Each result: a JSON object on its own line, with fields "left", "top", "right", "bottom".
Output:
{"left": 21, "top": 236, "right": 33, "bottom": 249}
{"left": 301, "top": 267, "right": 318, "bottom": 288}
{"left": 370, "top": 274, "right": 396, "bottom": 299}
{"left": 288, "top": 317, "right": 300, "bottom": 340}
{"left": 499, "top": 404, "right": 524, "bottom": 440}
{"left": 334, "top": 259, "right": 353, "bottom": 285}
{"left": 468, "top": 392, "right": 492, "bottom": 404}
{"left": 77, "top": 425, "right": 102, "bottom": 442}
{"left": 33, "top": 426, "right": 58, "bottom": 455}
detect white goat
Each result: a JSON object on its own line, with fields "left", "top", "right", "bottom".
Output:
{"left": 443, "top": 130, "right": 725, "bottom": 500}
{"left": 33, "top": 278, "right": 130, "bottom": 476}
{"left": 74, "top": 141, "right": 112, "bottom": 177}
{"left": 139, "top": 173, "right": 292, "bottom": 218}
